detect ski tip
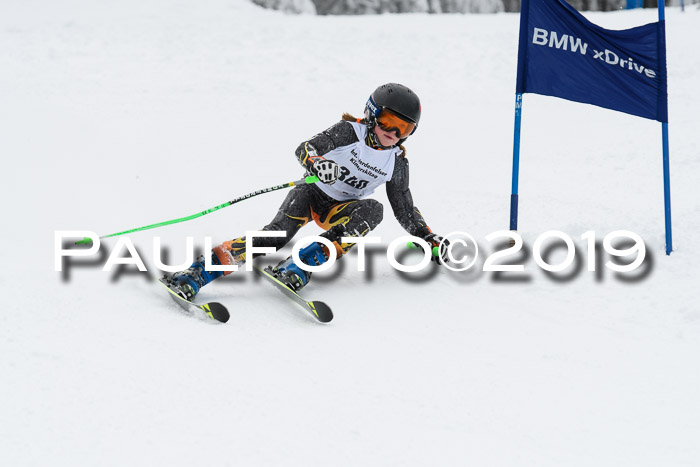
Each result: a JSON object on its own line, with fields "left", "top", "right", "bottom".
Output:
{"left": 200, "top": 302, "right": 230, "bottom": 323}
{"left": 308, "top": 301, "right": 333, "bottom": 323}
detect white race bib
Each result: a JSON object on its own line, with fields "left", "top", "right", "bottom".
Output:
{"left": 314, "top": 122, "right": 398, "bottom": 201}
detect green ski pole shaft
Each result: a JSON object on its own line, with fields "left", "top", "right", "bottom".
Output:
{"left": 407, "top": 241, "right": 440, "bottom": 257}
{"left": 76, "top": 175, "right": 319, "bottom": 245}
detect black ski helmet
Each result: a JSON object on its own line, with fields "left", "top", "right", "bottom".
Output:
{"left": 365, "top": 83, "right": 421, "bottom": 146}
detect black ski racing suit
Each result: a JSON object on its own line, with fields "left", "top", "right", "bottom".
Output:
{"left": 222, "top": 120, "right": 434, "bottom": 260}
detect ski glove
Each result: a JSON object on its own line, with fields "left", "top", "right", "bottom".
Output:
{"left": 423, "top": 233, "right": 451, "bottom": 265}
{"left": 311, "top": 159, "right": 340, "bottom": 185}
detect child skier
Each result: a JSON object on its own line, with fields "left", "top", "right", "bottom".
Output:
{"left": 167, "top": 83, "right": 450, "bottom": 300}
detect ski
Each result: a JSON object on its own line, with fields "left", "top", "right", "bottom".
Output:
{"left": 157, "top": 277, "right": 230, "bottom": 324}
{"left": 254, "top": 265, "right": 333, "bottom": 323}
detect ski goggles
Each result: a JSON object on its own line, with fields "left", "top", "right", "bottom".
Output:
{"left": 375, "top": 109, "right": 416, "bottom": 139}
{"left": 367, "top": 96, "right": 417, "bottom": 139}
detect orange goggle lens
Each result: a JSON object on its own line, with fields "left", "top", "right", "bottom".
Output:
{"left": 376, "top": 110, "right": 416, "bottom": 138}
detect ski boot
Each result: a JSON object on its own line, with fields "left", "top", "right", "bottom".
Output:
{"left": 167, "top": 254, "right": 225, "bottom": 301}
{"left": 269, "top": 242, "right": 328, "bottom": 292}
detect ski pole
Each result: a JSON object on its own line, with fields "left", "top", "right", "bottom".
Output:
{"left": 75, "top": 175, "right": 320, "bottom": 245}
{"left": 407, "top": 242, "right": 440, "bottom": 257}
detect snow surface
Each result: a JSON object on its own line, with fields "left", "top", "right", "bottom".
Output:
{"left": 2, "top": 1, "right": 700, "bottom": 465}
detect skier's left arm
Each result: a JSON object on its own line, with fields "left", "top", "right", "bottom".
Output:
{"left": 386, "top": 155, "right": 450, "bottom": 264}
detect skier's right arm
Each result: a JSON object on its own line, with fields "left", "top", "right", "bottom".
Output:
{"left": 295, "top": 121, "right": 358, "bottom": 184}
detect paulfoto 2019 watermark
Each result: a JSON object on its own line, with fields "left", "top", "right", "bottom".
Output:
{"left": 55, "top": 229, "right": 647, "bottom": 275}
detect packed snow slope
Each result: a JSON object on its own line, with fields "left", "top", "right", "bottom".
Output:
{"left": 2, "top": 1, "right": 699, "bottom": 465}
